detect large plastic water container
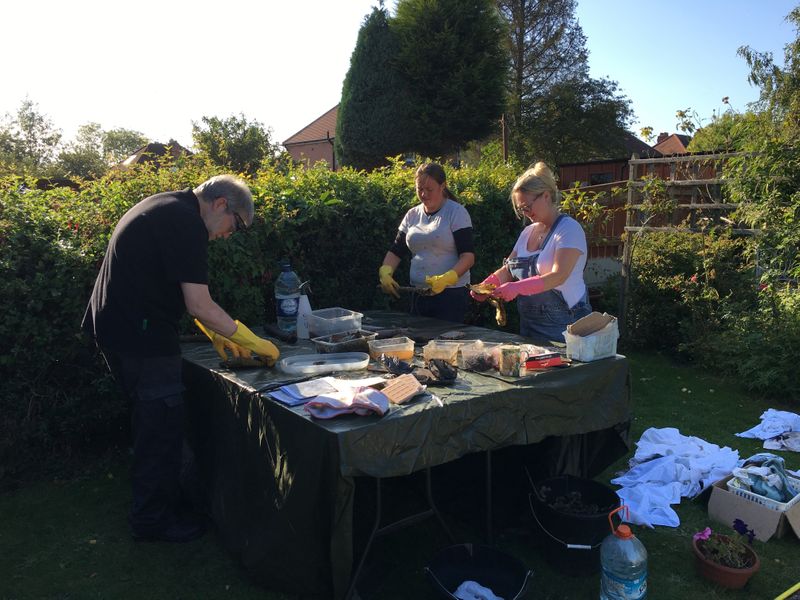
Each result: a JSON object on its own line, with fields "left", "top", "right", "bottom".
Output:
{"left": 600, "top": 506, "right": 647, "bottom": 600}
{"left": 274, "top": 259, "right": 301, "bottom": 334}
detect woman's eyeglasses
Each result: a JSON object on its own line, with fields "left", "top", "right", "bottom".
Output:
{"left": 515, "top": 192, "right": 544, "bottom": 211}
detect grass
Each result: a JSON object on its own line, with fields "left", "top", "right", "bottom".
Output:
{"left": 1, "top": 350, "right": 799, "bottom": 599}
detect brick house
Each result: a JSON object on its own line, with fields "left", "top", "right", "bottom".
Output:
{"left": 283, "top": 105, "right": 339, "bottom": 169}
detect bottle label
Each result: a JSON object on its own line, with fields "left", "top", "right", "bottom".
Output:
{"left": 600, "top": 567, "right": 647, "bottom": 599}
{"left": 276, "top": 295, "right": 299, "bottom": 318}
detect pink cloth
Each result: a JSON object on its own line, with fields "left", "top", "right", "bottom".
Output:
{"left": 304, "top": 386, "right": 390, "bottom": 419}
{"left": 492, "top": 275, "right": 546, "bottom": 301}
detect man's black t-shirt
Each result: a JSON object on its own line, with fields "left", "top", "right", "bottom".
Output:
{"left": 82, "top": 189, "right": 208, "bottom": 357}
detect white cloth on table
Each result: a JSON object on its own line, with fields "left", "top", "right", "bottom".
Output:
{"left": 737, "top": 409, "right": 800, "bottom": 452}
{"left": 610, "top": 427, "right": 739, "bottom": 528}
{"left": 453, "top": 580, "right": 504, "bottom": 600}
{"left": 304, "top": 386, "right": 389, "bottom": 419}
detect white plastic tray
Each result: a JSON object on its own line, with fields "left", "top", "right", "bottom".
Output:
{"left": 278, "top": 352, "right": 369, "bottom": 375}
{"left": 726, "top": 475, "right": 800, "bottom": 512}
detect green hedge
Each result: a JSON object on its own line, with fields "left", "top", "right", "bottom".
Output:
{"left": 625, "top": 230, "right": 757, "bottom": 353}
{"left": 0, "top": 158, "right": 525, "bottom": 479}
{"left": 8, "top": 157, "right": 793, "bottom": 481}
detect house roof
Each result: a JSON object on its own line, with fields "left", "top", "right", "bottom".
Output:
{"left": 622, "top": 131, "right": 661, "bottom": 158}
{"left": 558, "top": 132, "right": 659, "bottom": 166}
{"left": 653, "top": 133, "right": 692, "bottom": 155}
{"left": 115, "top": 140, "right": 192, "bottom": 169}
{"left": 283, "top": 105, "right": 339, "bottom": 146}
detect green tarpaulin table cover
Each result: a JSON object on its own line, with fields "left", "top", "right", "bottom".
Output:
{"left": 181, "top": 312, "right": 631, "bottom": 598}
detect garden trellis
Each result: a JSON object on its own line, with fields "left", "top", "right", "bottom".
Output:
{"left": 618, "top": 151, "right": 760, "bottom": 338}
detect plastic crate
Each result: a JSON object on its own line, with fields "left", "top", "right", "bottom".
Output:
{"left": 306, "top": 307, "right": 363, "bottom": 338}
{"left": 459, "top": 341, "right": 502, "bottom": 371}
{"left": 422, "top": 340, "right": 463, "bottom": 366}
{"left": 311, "top": 330, "right": 377, "bottom": 354}
{"left": 726, "top": 476, "right": 800, "bottom": 512}
{"left": 368, "top": 336, "right": 415, "bottom": 361}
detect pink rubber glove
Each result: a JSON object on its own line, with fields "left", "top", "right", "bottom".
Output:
{"left": 491, "top": 275, "right": 546, "bottom": 302}
{"left": 470, "top": 273, "right": 502, "bottom": 302}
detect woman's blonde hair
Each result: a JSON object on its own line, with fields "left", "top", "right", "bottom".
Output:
{"left": 510, "top": 161, "right": 559, "bottom": 219}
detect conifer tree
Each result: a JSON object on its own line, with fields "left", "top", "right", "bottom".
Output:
{"left": 335, "top": 6, "right": 409, "bottom": 170}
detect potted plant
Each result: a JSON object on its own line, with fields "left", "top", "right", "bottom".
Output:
{"left": 692, "top": 519, "right": 760, "bottom": 589}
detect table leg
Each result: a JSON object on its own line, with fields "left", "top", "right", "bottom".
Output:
{"left": 345, "top": 467, "right": 457, "bottom": 600}
{"left": 486, "top": 449, "right": 493, "bottom": 545}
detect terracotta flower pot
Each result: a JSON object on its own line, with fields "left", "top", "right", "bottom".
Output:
{"left": 692, "top": 536, "right": 760, "bottom": 589}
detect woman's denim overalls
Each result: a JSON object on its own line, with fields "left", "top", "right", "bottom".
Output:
{"left": 504, "top": 215, "right": 591, "bottom": 344}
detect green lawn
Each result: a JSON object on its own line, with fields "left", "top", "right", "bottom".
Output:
{"left": 1, "top": 350, "right": 798, "bottom": 599}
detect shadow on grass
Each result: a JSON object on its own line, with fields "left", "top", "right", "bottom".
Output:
{"left": 1, "top": 350, "right": 798, "bottom": 599}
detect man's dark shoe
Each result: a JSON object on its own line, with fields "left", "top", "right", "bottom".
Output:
{"left": 132, "top": 516, "right": 207, "bottom": 543}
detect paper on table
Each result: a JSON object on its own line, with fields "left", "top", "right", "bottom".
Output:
{"left": 328, "top": 376, "right": 387, "bottom": 391}
{"left": 283, "top": 378, "right": 338, "bottom": 399}
{"left": 268, "top": 375, "right": 388, "bottom": 407}
{"left": 269, "top": 389, "right": 310, "bottom": 406}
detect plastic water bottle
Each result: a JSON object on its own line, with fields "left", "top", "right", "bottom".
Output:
{"left": 274, "top": 259, "right": 301, "bottom": 334}
{"left": 600, "top": 506, "right": 647, "bottom": 600}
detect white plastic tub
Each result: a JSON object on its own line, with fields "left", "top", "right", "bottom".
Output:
{"left": 306, "top": 307, "right": 363, "bottom": 338}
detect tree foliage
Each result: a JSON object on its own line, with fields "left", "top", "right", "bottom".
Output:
{"left": 392, "top": 0, "right": 507, "bottom": 157}
{"left": 0, "top": 99, "right": 62, "bottom": 174}
{"left": 686, "top": 111, "right": 759, "bottom": 152}
{"left": 723, "top": 7, "right": 800, "bottom": 284}
{"left": 192, "top": 114, "right": 281, "bottom": 175}
{"left": 497, "top": 0, "right": 588, "bottom": 156}
{"left": 336, "top": 7, "right": 409, "bottom": 170}
{"left": 102, "top": 128, "right": 149, "bottom": 164}
{"left": 56, "top": 124, "right": 149, "bottom": 179}
{"left": 337, "top": 0, "right": 507, "bottom": 165}
{"left": 56, "top": 123, "right": 107, "bottom": 179}
{"left": 523, "top": 76, "right": 634, "bottom": 165}
{"left": 738, "top": 7, "right": 800, "bottom": 138}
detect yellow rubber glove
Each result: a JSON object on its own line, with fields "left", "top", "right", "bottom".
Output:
{"left": 194, "top": 319, "right": 249, "bottom": 361}
{"left": 379, "top": 264, "right": 400, "bottom": 298}
{"left": 229, "top": 320, "right": 280, "bottom": 367}
{"left": 425, "top": 269, "right": 459, "bottom": 295}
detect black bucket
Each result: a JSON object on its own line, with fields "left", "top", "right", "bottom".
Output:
{"left": 528, "top": 475, "right": 619, "bottom": 576}
{"left": 424, "top": 543, "right": 533, "bottom": 600}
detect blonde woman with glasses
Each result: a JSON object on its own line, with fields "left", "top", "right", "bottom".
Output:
{"left": 471, "top": 162, "right": 591, "bottom": 343}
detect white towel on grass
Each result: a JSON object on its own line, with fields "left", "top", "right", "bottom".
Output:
{"left": 737, "top": 409, "right": 800, "bottom": 452}
{"left": 454, "top": 580, "right": 504, "bottom": 600}
{"left": 611, "top": 427, "right": 739, "bottom": 528}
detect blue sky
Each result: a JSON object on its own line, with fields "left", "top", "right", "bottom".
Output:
{"left": 575, "top": 0, "right": 797, "bottom": 139}
{"left": 0, "top": 1, "right": 796, "bottom": 149}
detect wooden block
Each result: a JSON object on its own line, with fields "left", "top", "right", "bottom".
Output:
{"left": 381, "top": 373, "right": 424, "bottom": 405}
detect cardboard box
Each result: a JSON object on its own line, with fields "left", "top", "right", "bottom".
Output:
{"left": 564, "top": 317, "right": 619, "bottom": 362}
{"left": 707, "top": 475, "right": 800, "bottom": 542}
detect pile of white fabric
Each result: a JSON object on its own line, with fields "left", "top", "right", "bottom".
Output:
{"left": 736, "top": 408, "right": 800, "bottom": 452}
{"left": 611, "top": 427, "right": 739, "bottom": 527}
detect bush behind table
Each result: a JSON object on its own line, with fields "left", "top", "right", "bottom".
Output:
{"left": 0, "top": 157, "right": 521, "bottom": 480}
{"left": 2, "top": 155, "right": 797, "bottom": 482}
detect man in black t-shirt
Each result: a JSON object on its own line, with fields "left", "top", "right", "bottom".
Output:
{"left": 82, "top": 174, "right": 279, "bottom": 543}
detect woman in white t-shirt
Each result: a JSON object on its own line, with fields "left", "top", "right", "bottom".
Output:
{"left": 471, "top": 162, "right": 591, "bottom": 343}
{"left": 378, "top": 163, "right": 475, "bottom": 322}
